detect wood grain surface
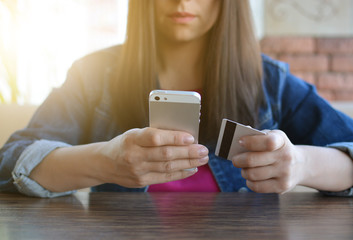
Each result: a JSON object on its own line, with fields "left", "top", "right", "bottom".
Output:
{"left": 0, "top": 192, "right": 352, "bottom": 240}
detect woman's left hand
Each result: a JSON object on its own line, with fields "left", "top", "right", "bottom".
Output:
{"left": 232, "top": 130, "right": 306, "bottom": 194}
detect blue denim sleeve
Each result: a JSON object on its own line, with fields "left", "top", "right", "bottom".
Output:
{"left": 0, "top": 59, "right": 91, "bottom": 196}
{"left": 262, "top": 56, "right": 353, "bottom": 197}
{"left": 280, "top": 74, "right": 353, "bottom": 197}
{"left": 0, "top": 48, "right": 120, "bottom": 197}
{"left": 12, "top": 139, "right": 75, "bottom": 198}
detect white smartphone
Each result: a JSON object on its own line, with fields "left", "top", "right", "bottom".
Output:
{"left": 149, "top": 90, "right": 201, "bottom": 143}
{"left": 215, "top": 119, "right": 266, "bottom": 160}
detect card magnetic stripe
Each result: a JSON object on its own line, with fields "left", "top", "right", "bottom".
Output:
{"left": 218, "top": 121, "right": 237, "bottom": 159}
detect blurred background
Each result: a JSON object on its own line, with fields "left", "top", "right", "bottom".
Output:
{"left": 1, "top": 0, "right": 353, "bottom": 146}
{"left": 0, "top": 0, "right": 128, "bottom": 105}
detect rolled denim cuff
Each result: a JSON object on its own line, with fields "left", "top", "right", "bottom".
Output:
{"left": 328, "top": 142, "right": 353, "bottom": 159}
{"left": 12, "top": 139, "right": 76, "bottom": 198}
{"left": 321, "top": 142, "right": 353, "bottom": 197}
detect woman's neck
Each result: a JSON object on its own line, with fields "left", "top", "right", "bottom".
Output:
{"left": 157, "top": 36, "right": 208, "bottom": 90}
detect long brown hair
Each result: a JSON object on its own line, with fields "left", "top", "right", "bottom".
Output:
{"left": 111, "top": 0, "right": 264, "bottom": 143}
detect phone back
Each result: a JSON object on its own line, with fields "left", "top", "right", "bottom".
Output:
{"left": 149, "top": 90, "right": 201, "bottom": 143}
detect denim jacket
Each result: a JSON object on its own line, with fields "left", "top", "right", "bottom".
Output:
{"left": 1, "top": 45, "right": 353, "bottom": 197}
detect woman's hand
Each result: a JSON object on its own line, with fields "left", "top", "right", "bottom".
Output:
{"left": 99, "top": 127, "right": 209, "bottom": 188}
{"left": 232, "top": 130, "right": 306, "bottom": 194}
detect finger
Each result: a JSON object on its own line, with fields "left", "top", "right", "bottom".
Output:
{"left": 246, "top": 179, "right": 294, "bottom": 194}
{"left": 232, "top": 152, "right": 277, "bottom": 168}
{"left": 145, "top": 144, "right": 209, "bottom": 162}
{"left": 241, "top": 165, "right": 277, "bottom": 181}
{"left": 147, "top": 156, "right": 209, "bottom": 173}
{"left": 135, "top": 127, "right": 195, "bottom": 147}
{"left": 240, "top": 130, "right": 285, "bottom": 152}
{"left": 145, "top": 168, "right": 198, "bottom": 185}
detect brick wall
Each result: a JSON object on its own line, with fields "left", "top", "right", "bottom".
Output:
{"left": 260, "top": 37, "right": 353, "bottom": 101}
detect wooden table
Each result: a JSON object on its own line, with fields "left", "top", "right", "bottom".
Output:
{"left": 0, "top": 192, "right": 352, "bottom": 240}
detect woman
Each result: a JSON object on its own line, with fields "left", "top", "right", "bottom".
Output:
{"left": 1, "top": 0, "right": 352, "bottom": 197}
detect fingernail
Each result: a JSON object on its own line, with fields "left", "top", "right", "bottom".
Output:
{"left": 199, "top": 147, "right": 208, "bottom": 156}
{"left": 199, "top": 156, "right": 208, "bottom": 164}
{"left": 231, "top": 156, "right": 238, "bottom": 166}
{"left": 183, "top": 136, "right": 194, "bottom": 144}
{"left": 185, "top": 167, "right": 198, "bottom": 175}
{"left": 239, "top": 139, "right": 244, "bottom": 146}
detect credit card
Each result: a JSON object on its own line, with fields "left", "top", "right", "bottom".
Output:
{"left": 215, "top": 119, "right": 266, "bottom": 160}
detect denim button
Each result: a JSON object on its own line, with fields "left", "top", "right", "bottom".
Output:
{"left": 238, "top": 187, "right": 249, "bottom": 192}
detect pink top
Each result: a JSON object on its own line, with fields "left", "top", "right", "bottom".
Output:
{"left": 148, "top": 164, "right": 220, "bottom": 192}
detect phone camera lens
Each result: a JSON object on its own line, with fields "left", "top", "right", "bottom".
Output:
{"left": 155, "top": 96, "right": 160, "bottom": 101}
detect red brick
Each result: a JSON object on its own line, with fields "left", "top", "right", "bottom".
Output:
{"left": 291, "top": 72, "right": 316, "bottom": 85}
{"left": 278, "top": 54, "right": 329, "bottom": 72}
{"left": 317, "top": 73, "right": 345, "bottom": 90}
{"left": 331, "top": 55, "right": 353, "bottom": 72}
{"left": 317, "top": 73, "right": 353, "bottom": 91}
{"left": 260, "top": 37, "right": 315, "bottom": 54}
{"left": 333, "top": 90, "right": 353, "bottom": 101}
{"left": 317, "top": 38, "right": 353, "bottom": 54}
{"left": 317, "top": 90, "right": 335, "bottom": 101}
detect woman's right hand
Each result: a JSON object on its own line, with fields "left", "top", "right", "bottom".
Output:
{"left": 98, "top": 127, "right": 209, "bottom": 188}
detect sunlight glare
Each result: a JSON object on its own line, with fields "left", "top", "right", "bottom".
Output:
{"left": 4, "top": 0, "right": 128, "bottom": 105}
